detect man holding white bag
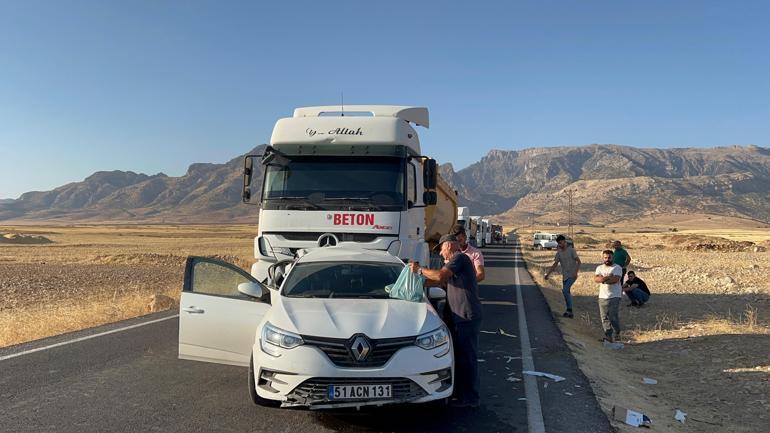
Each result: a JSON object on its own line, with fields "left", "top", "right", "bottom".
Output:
{"left": 410, "top": 234, "right": 482, "bottom": 408}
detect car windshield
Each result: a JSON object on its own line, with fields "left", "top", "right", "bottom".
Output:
{"left": 282, "top": 261, "right": 404, "bottom": 299}
{"left": 261, "top": 156, "right": 405, "bottom": 211}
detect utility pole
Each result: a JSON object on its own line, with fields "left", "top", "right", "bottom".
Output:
{"left": 566, "top": 189, "right": 575, "bottom": 240}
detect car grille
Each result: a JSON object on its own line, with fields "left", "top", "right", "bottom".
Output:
{"left": 302, "top": 335, "right": 416, "bottom": 368}
{"left": 286, "top": 377, "right": 427, "bottom": 405}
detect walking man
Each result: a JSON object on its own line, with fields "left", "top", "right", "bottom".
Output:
{"left": 623, "top": 271, "right": 651, "bottom": 307}
{"left": 544, "top": 234, "right": 581, "bottom": 318}
{"left": 451, "top": 224, "right": 485, "bottom": 282}
{"left": 411, "top": 234, "right": 482, "bottom": 408}
{"left": 594, "top": 250, "right": 622, "bottom": 342}
{"left": 612, "top": 240, "right": 631, "bottom": 284}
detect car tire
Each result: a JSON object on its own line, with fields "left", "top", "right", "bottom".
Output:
{"left": 249, "top": 355, "right": 280, "bottom": 407}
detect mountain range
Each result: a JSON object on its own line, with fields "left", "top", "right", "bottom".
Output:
{"left": 2, "top": 144, "right": 769, "bottom": 226}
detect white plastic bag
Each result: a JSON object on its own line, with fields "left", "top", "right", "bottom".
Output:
{"left": 385, "top": 266, "right": 425, "bottom": 302}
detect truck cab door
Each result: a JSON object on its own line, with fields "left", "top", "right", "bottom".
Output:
{"left": 178, "top": 256, "right": 271, "bottom": 367}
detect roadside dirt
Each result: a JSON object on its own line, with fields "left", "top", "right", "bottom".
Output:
{"left": 520, "top": 228, "right": 769, "bottom": 433}
{"left": 0, "top": 224, "right": 256, "bottom": 347}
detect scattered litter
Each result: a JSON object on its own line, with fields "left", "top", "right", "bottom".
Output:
{"left": 603, "top": 341, "right": 625, "bottom": 350}
{"left": 517, "top": 398, "right": 527, "bottom": 401}
{"left": 543, "top": 382, "right": 549, "bottom": 389}
{"left": 478, "top": 359, "right": 486, "bottom": 362}
{"left": 505, "top": 376, "right": 522, "bottom": 383}
{"left": 523, "top": 370, "right": 565, "bottom": 382}
{"left": 565, "top": 392, "right": 573, "bottom": 396}
{"left": 504, "top": 355, "right": 520, "bottom": 363}
{"left": 642, "top": 378, "right": 658, "bottom": 385}
{"left": 481, "top": 328, "right": 517, "bottom": 338}
{"left": 574, "top": 384, "right": 582, "bottom": 388}
{"left": 674, "top": 409, "right": 687, "bottom": 423}
{"left": 499, "top": 328, "right": 517, "bottom": 338}
{"left": 612, "top": 405, "right": 652, "bottom": 427}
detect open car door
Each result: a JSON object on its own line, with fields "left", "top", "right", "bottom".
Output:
{"left": 178, "top": 256, "right": 270, "bottom": 367}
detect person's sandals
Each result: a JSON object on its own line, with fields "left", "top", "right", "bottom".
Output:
{"left": 562, "top": 310, "right": 574, "bottom": 318}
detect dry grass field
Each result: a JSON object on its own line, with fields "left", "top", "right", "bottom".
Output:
{"left": 520, "top": 224, "right": 769, "bottom": 433}
{"left": 0, "top": 224, "right": 257, "bottom": 348}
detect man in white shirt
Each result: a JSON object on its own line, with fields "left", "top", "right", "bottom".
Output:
{"left": 594, "top": 249, "right": 623, "bottom": 342}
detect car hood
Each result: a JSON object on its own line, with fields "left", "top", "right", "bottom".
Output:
{"left": 269, "top": 297, "right": 440, "bottom": 339}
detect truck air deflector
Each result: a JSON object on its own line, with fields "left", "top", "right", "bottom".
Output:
{"left": 293, "top": 105, "right": 429, "bottom": 128}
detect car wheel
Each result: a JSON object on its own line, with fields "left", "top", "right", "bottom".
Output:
{"left": 249, "top": 355, "right": 280, "bottom": 407}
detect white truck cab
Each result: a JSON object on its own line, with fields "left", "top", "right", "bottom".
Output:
{"left": 242, "top": 106, "right": 456, "bottom": 282}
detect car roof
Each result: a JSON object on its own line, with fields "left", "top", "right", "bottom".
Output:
{"left": 296, "top": 246, "right": 404, "bottom": 265}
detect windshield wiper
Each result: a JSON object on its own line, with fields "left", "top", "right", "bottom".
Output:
{"left": 268, "top": 196, "right": 323, "bottom": 210}
{"left": 322, "top": 197, "right": 371, "bottom": 201}
{"left": 286, "top": 293, "right": 326, "bottom": 298}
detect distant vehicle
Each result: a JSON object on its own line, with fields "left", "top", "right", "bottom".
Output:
{"left": 533, "top": 232, "right": 558, "bottom": 250}
{"left": 482, "top": 219, "right": 492, "bottom": 246}
{"left": 178, "top": 247, "right": 453, "bottom": 409}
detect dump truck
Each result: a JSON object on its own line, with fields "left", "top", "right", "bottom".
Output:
{"left": 242, "top": 105, "right": 458, "bottom": 282}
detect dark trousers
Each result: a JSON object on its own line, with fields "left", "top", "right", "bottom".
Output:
{"left": 451, "top": 316, "right": 482, "bottom": 404}
{"left": 598, "top": 297, "right": 621, "bottom": 339}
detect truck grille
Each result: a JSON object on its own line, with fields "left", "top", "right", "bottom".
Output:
{"left": 271, "top": 232, "right": 386, "bottom": 243}
{"left": 286, "top": 377, "right": 426, "bottom": 405}
{"left": 302, "top": 335, "right": 415, "bottom": 368}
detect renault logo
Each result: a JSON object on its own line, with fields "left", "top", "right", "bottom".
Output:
{"left": 349, "top": 335, "right": 371, "bottom": 361}
{"left": 317, "top": 233, "right": 338, "bottom": 247}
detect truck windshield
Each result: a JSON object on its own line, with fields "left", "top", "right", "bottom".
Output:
{"left": 282, "top": 262, "right": 405, "bottom": 299}
{"left": 262, "top": 156, "right": 405, "bottom": 211}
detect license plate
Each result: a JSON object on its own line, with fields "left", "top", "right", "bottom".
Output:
{"left": 328, "top": 384, "right": 392, "bottom": 400}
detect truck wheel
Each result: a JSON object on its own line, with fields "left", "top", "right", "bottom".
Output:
{"left": 249, "top": 356, "right": 280, "bottom": 407}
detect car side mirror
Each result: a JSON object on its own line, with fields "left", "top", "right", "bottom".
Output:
{"left": 428, "top": 287, "right": 446, "bottom": 300}
{"left": 238, "top": 282, "right": 264, "bottom": 298}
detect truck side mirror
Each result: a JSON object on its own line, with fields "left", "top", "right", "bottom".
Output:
{"left": 242, "top": 156, "right": 254, "bottom": 203}
{"left": 423, "top": 158, "right": 438, "bottom": 190}
{"left": 423, "top": 191, "right": 437, "bottom": 205}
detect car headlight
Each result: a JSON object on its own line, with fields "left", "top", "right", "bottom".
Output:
{"left": 415, "top": 325, "right": 449, "bottom": 350}
{"left": 260, "top": 322, "right": 304, "bottom": 357}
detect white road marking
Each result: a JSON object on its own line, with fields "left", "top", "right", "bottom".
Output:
{"left": 0, "top": 314, "right": 179, "bottom": 362}
{"left": 514, "top": 241, "right": 547, "bottom": 433}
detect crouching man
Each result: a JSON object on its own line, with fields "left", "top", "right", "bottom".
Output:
{"left": 410, "top": 234, "right": 482, "bottom": 408}
{"left": 623, "top": 271, "right": 650, "bottom": 307}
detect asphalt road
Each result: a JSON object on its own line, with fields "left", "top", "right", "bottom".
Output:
{"left": 0, "top": 240, "right": 612, "bottom": 433}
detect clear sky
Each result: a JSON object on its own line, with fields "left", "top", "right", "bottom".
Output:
{"left": 1, "top": 0, "right": 769, "bottom": 199}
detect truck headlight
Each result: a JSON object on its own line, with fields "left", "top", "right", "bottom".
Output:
{"left": 415, "top": 325, "right": 449, "bottom": 357}
{"left": 260, "top": 322, "right": 304, "bottom": 357}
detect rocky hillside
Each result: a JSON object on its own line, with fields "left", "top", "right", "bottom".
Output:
{"left": 2, "top": 144, "right": 769, "bottom": 225}
{"left": 444, "top": 144, "right": 770, "bottom": 225}
{"left": 0, "top": 146, "right": 266, "bottom": 223}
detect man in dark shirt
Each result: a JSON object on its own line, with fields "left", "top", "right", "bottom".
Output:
{"left": 411, "top": 234, "right": 482, "bottom": 408}
{"left": 622, "top": 271, "right": 650, "bottom": 307}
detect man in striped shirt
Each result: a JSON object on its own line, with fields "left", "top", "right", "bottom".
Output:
{"left": 451, "top": 224, "right": 485, "bottom": 283}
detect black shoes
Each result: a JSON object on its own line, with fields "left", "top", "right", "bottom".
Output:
{"left": 562, "top": 309, "right": 574, "bottom": 318}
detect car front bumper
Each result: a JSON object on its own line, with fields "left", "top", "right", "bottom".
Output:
{"left": 253, "top": 341, "right": 453, "bottom": 408}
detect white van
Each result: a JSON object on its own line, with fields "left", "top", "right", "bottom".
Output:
{"left": 533, "top": 232, "right": 558, "bottom": 250}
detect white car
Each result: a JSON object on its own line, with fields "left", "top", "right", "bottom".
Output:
{"left": 178, "top": 247, "right": 453, "bottom": 409}
{"left": 533, "top": 232, "right": 558, "bottom": 250}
